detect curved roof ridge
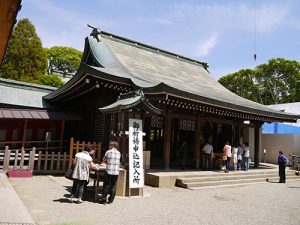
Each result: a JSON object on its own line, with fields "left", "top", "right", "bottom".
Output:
{"left": 87, "top": 36, "right": 158, "bottom": 88}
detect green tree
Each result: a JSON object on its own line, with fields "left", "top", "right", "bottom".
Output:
{"left": 256, "top": 58, "right": 300, "bottom": 104}
{"left": 37, "top": 74, "right": 63, "bottom": 88}
{"left": 219, "top": 58, "right": 300, "bottom": 105}
{"left": 0, "top": 18, "right": 47, "bottom": 82}
{"left": 218, "top": 69, "right": 262, "bottom": 103}
{"left": 45, "top": 46, "right": 82, "bottom": 74}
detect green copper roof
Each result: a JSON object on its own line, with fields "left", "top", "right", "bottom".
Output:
{"left": 99, "top": 90, "right": 161, "bottom": 114}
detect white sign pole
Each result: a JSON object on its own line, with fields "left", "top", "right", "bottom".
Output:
{"left": 128, "top": 118, "right": 144, "bottom": 189}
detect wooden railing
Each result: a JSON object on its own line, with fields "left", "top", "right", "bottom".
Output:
{"left": 0, "top": 140, "right": 68, "bottom": 152}
{"left": 0, "top": 146, "right": 70, "bottom": 174}
{"left": 69, "top": 137, "right": 102, "bottom": 168}
{"left": 0, "top": 137, "right": 102, "bottom": 174}
{"left": 0, "top": 146, "right": 35, "bottom": 171}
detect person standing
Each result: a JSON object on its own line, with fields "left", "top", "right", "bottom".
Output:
{"left": 278, "top": 151, "right": 289, "bottom": 183}
{"left": 243, "top": 142, "right": 250, "bottom": 171}
{"left": 70, "top": 146, "right": 97, "bottom": 203}
{"left": 202, "top": 141, "right": 213, "bottom": 170}
{"left": 100, "top": 141, "right": 121, "bottom": 204}
{"left": 179, "top": 141, "right": 189, "bottom": 169}
{"left": 232, "top": 143, "right": 238, "bottom": 171}
{"left": 223, "top": 141, "right": 232, "bottom": 173}
{"left": 237, "top": 143, "right": 243, "bottom": 171}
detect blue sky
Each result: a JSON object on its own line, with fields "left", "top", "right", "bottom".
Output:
{"left": 17, "top": 0, "right": 300, "bottom": 79}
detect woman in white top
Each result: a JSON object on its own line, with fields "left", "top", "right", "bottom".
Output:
{"left": 70, "top": 146, "right": 97, "bottom": 203}
{"left": 223, "top": 141, "right": 232, "bottom": 173}
{"left": 232, "top": 143, "right": 238, "bottom": 171}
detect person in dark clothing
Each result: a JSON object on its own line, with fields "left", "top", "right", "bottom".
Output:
{"left": 179, "top": 141, "right": 189, "bottom": 169}
{"left": 278, "top": 150, "right": 289, "bottom": 183}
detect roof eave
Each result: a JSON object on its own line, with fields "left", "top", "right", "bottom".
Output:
{"left": 142, "top": 83, "right": 299, "bottom": 123}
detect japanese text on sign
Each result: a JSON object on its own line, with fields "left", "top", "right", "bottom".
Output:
{"left": 128, "top": 119, "right": 144, "bottom": 188}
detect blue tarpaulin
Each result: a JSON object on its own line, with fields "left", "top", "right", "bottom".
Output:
{"left": 262, "top": 123, "right": 300, "bottom": 134}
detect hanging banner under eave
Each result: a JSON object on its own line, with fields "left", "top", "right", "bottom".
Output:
{"left": 128, "top": 118, "right": 144, "bottom": 188}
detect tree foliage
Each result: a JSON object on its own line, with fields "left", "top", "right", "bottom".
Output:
{"left": 37, "top": 74, "right": 64, "bottom": 88}
{"left": 218, "top": 69, "right": 262, "bottom": 103}
{"left": 219, "top": 58, "right": 300, "bottom": 105}
{"left": 255, "top": 58, "right": 300, "bottom": 104}
{"left": 45, "top": 46, "right": 82, "bottom": 74}
{"left": 0, "top": 18, "right": 47, "bottom": 82}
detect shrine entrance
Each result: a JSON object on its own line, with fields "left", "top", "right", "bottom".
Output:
{"left": 170, "top": 119, "right": 195, "bottom": 169}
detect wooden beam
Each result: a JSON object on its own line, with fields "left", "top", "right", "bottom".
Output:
{"left": 254, "top": 125, "right": 261, "bottom": 168}
{"left": 59, "top": 120, "right": 65, "bottom": 153}
{"left": 171, "top": 113, "right": 197, "bottom": 121}
{"left": 69, "top": 137, "right": 74, "bottom": 168}
{"left": 194, "top": 116, "right": 202, "bottom": 169}
{"left": 21, "top": 120, "right": 28, "bottom": 148}
{"left": 163, "top": 112, "right": 172, "bottom": 169}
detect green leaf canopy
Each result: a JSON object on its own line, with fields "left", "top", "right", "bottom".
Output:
{"left": 219, "top": 58, "right": 300, "bottom": 105}
{"left": 0, "top": 18, "right": 47, "bottom": 82}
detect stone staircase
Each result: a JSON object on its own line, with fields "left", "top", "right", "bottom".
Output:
{"left": 176, "top": 169, "right": 300, "bottom": 190}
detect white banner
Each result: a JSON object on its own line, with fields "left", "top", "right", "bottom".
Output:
{"left": 128, "top": 118, "right": 144, "bottom": 188}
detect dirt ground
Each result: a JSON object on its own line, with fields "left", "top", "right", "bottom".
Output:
{"left": 9, "top": 175, "right": 300, "bottom": 225}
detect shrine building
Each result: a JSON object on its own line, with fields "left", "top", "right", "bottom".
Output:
{"left": 41, "top": 28, "right": 298, "bottom": 169}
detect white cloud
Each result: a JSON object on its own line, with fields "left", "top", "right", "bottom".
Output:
{"left": 194, "top": 34, "right": 218, "bottom": 57}
{"left": 255, "top": 4, "right": 290, "bottom": 32}
{"left": 170, "top": 2, "right": 290, "bottom": 33}
{"left": 21, "top": 0, "right": 116, "bottom": 50}
{"left": 151, "top": 17, "right": 173, "bottom": 25}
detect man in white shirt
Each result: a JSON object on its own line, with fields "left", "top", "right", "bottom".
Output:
{"left": 100, "top": 141, "right": 121, "bottom": 204}
{"left": 202, "top": 141, "right": 213, "bottom": 170}
{"left": 243, "top": 142, "right": 250, "bottom": 171}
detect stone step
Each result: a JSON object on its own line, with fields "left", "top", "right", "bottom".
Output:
{"left": 176, "top": 170, "right": 299, "bottom": 189}
{"left": 177, "top": 170, "right": 295, "bottom": 182}
{"left": 181, "top": 176, "right": 300, "bottom": 189}
{"left": 174, "top": 169, "right": 295, "bottom": 179}
{"left": 178, "top": 173, "right": 279, "bottom": 183}
{"left": 189, "top": 177, "right": 300, "bottom": 190}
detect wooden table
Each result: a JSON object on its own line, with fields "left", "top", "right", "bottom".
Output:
{"left": 90, "top": 167, "right": 127, "bottom": 201}
{"left": 90, "top": 165, "right": 106, "bottom": 202}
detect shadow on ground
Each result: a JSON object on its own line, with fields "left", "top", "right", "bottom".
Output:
{"left": 52, "top": 185, "right": 103, "bottom": 204}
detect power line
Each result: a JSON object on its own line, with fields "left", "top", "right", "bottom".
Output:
{"left": 253, "top": 0, "right": 257, "bottom": 61}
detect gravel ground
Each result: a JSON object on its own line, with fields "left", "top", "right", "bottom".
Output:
{"left": 9, "top": 176, "right": 300, "bottom": 225}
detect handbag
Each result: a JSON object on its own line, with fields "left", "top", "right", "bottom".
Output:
{"left": 65, "top": 168, "right": 73, "bottom": 180}
{"left": 222, "top": 155, "right": 227, "bottom": 161}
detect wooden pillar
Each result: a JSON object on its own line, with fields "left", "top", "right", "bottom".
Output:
{"left": 59, "top": 120, "right": 65, "bottom": 152}
{"left": 254, "top": 125, "right": 261, "bottom": 168}
{"left": 21, "top": 120, "right": 28, "bottom": 148}
{"left": 69, "top": 137, "right": 74, "bottom": 168}
{"left": 237, "top": 124, "right": 241, "bottom": 144}
{"left": 194, "top": 116, "right": 201, "bottom": 169}
{"left": 233, "top": 124, "right": 241, "bottom": 146}
{"left": 163, "top": 112, "right": 172, "bottom": 169}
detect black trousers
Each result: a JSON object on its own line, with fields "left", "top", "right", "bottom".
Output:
{"left": 102, "top": 172, "right": 119, "bottom": 203}
{"left": 71, "top": 179, "right": 86, "bottom": 199}
{"left": 279, "top": 165, "right": 286, "bottom": 183}
{"left": 204, "top": 153, "right": 212, "bottom": 170}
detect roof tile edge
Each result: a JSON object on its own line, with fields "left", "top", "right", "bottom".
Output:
{"left": 0, "top": 77, "right": 57, "bottom": 92}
